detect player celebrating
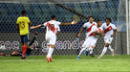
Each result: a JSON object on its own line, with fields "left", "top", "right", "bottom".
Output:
{"left": 16, "top": 10, "right": 31, "bottom": 59}
{"left": 98, "top": 18, "right": 117, "bottom": 59}
{"left": 31, "top": 15, "right": 77, "bottom": 62}
{"left": 77, "top": 16, "right": 102, "bottom": 59}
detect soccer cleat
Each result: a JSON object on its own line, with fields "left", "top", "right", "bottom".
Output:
{"left": 89, "top": 54, "right": 95, "bottom": 57}
{"left": 46, "top": 57, "right": 53, "bottom": 62}
{"left": 97, "top": 55, "right": 103, "bottom": 59}
{"left": 21, "top": 56, "right": 26, "bottom": 59}
{"left": 76, "top": 56, "right": 80, "bottom": 60}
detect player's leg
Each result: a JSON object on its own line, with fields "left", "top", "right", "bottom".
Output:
{"left": 46, "top": 35, "right": 56, "bottom": 62}
{"left": 20, "top": 35, "right": 28, "bottom": 59}
{"left": 98, "top": 38, "right": 109, "bottom": 59}
{"left": 88, "top": 37, "right": 97, "bottom": 57}
{"left": 26, "top": 32, "right": 38, "bottom": 56}
{"left": 108, "top": 37, "right": 114, "bottom": 56}
{"left": 46, "top": 45, "right": 55, "bottom": 62}
{"left": 98, "top": 44, "right": 108, "bottom": 58}
{"left": 89, "top": 46, "right": 95, "bottom": 57}
{"left": 77, "top": 38, "right": 89, "bottom": 59}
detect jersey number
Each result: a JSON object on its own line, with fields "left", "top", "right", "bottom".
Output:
{"left": 20, "top": 21, "right": 25, "bottom": 29}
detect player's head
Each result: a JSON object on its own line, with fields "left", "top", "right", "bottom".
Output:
{"left": 105, "top": 18, "right": 111, "bottom": 25}
{"left": 21, "top": 10, "right": 26, "bottom": 16}
{"left": 97, "top": 20, "right": 102, "bottom": 27}
{"left": 88, "top": 16, "right": 94, "bottom": 23}
{"left": 51, "top": 15, "right": 56, "bottom": 20}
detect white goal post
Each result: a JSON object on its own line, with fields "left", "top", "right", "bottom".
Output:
{"left": 126, "top": 0, "right": 130, "bottom": 55}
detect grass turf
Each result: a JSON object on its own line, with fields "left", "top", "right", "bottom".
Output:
{"left": 0, "top": 55, "right": 130, "bottom": 72}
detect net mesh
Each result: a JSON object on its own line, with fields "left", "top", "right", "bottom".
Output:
{"left": 0, "top": 0, "right": 127, "bottom": 55}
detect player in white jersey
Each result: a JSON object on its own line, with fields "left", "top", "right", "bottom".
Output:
{"left": 77, "top": 16, "right": 103, "bottom": 59}
{"left": 31, "top": 15, "right": 77, "bottom": 62}
{"left": 98, "top": 18, "right": 117, "bottom": 59}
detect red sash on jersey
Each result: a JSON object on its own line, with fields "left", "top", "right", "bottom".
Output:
{"left": 86, "top": 24, "right": 96, "bottom": 36}
{"left": 104, "top": 26, "right": 112, "bottom": 33}
{"left": 46, "top": 23, "right": 57, "bottom": 33}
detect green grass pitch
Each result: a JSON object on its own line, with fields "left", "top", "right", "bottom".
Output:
{"left": 0, "top": 55, "right": 130, "bottom": 72}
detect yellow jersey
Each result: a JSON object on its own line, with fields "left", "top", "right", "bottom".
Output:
{"left": 16, "top": 16, "right": 31, "bottom": 35}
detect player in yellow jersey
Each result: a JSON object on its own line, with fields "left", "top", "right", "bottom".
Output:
{"left": 16, "top": 10, "right": 31, "bottom": 59}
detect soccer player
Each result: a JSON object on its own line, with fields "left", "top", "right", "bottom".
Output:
{"left": 16, "top": 10, "right": 31, "bottom": 59}
{"left": 31, "top": 15, "right": 77, "bottom": 62}
{"left": 77, "top": 16, "right": 101, "bottom": 59}
{"left": 98, "top": 18, "right": 117, "bottom": 59}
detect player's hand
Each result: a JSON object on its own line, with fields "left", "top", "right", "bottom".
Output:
{"left": 76, "top": 33, "right": 81, "bottom": 37}
{"left": 30, "top": 25, "right": 41, "bottom": 29}
{"left": 71, "top": 20, "right": 77, "bottom": 24}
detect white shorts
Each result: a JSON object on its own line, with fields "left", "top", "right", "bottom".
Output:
{"left": 45, "top": 34, "right": 57, "bottom": 45}
{"left": 104, "top": 37, "right": 113, "bottom": 44}
{"left": 82, "top": 36, "right": 98, "bottom": 48}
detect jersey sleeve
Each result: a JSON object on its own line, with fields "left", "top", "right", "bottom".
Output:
{"left": 27, "top": 17, "right": 31, "bottom": 23}
{"left": 92, "top": 25, "right": 98, "bottom": 32}
{"left": 16, "top": 17, "right": 20, "bottom": 24}
{"left": 42, "top": 22, "right": 48, "bottom": 26}
{"left": 112, "top": 24, "right": 117, "bottom": 30}
{"left": 82, "top": 23, "right": 88, "bottom": 28}
{"left": 93, "top": 22, "right": 97, "bottom": 26}
{"left": 57, "top": 26, "right": 61, "bottom": 31}
{"left": 100, "top": 23, "right": 105, "bottom": 30}
{"left": 57, "top": 21, "right": 61, "bottom": 25}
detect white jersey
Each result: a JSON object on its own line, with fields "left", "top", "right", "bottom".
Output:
{"left": 101, "top": 23, "right": 117, "bottom": 38}
{"left": 82, "top": 22, "right": 98, "bottom": 48}
{"left": 43, "top": 20, "right": 61, "bottom": 45}
{"left": 43, "top": 20, "right": 61, "bottom": 36}
{"left": 83, "top": 22, "right": 98, "bottom": 38}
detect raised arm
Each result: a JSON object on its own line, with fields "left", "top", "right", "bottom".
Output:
{"left": 60, "top": 20, "right": 77, "bottom": 25}
{"left": 76, "top": 27, "right": 84, "bottom": 37}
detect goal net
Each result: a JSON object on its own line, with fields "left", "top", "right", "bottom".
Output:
{"left": 0, "top": 0, "right": 128, "bottom": 55}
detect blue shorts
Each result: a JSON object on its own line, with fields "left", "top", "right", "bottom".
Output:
{"left": 20, "top": 35, "right": 29, "bottom": 44}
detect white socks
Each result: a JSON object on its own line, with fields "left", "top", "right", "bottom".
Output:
{"left": 108, "top": 45, "right": 114, "bottom": 52}
{"left": 108, "top": 45, "right": 114, "bottom": 56}
{"left": 47, "top": 47, "right": 54, "bottom": 58}
{"left": 89, "top": 47, "right": 94, "bottom": 54}
{"left": 99, "top": 47, "right": 107, "bottom": 58}
{"left": 78, "top": 47, "right": 94, "bottom": 56}
{"left": 78, "top": 47, "right": 86, "bottom": 56}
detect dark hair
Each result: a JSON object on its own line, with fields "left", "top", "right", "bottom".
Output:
{"left": 87, "top": 16, "right": 94, "bottom": 21}
{"left": 51, "top": 15, "right": 56, "bottom": 19}
{"left": 21, "top": 10, "right": 26, "bottom": 15}
{"left": 88, "top": 16, "right": 94, "bottom": 19}
{"left": 105, "top": 18, "right": 111, "bottom": 22}
{"left": 97, "top": 19, "right": 102, "bottom": 22}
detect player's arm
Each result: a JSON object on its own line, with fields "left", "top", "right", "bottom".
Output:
{"left": 27, "top": 17, "right": 32, "bottom": 28}
{"left": 76, "top": 27, "right": 84, "bottom": 37}
{"left": 30, "top": 25, "right": 42, "bottom": 29}
{"left": 112, "top": 25, "right": 117, "bottom": 37}
{"left": 60, "top": 21, "right": 77, "bottom": 25}
{"left": 76, "top": 23, "right": 87, "bottom": 37}
{"left": 30, "top": 24, "right": 43, "bottom": 29}
{"left": 16, "top": 18, "right": 20, "bottom": 33}
{"left": 16, "top": 24, "right": 20, "bottom": 33}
